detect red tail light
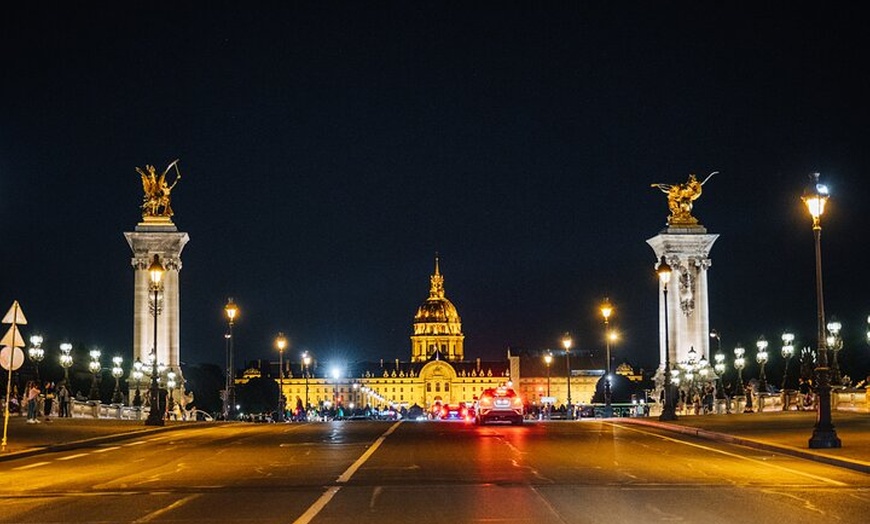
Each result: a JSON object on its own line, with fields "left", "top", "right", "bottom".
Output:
{"left": 479, "top": 395, "right": 493, "bottom": 407}
{"left": 511, "top": 396, "right": 524, "bottom": 409}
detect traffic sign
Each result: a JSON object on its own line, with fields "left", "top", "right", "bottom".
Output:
{"left": 0, "top": 346, "right": 24, "bottom": 371}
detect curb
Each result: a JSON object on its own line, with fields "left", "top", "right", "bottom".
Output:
{"left": 0, "top": 423, "right": 207, "bottom": 463}
{"left": 621, "top": 418, "right": 870, "bottom": 474}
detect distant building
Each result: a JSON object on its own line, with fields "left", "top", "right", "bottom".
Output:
{"left": 242, "top": 257, "right": 604, "bottom": 413}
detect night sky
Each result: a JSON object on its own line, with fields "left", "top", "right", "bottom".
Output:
{"left": 2, "top": 4, "right": 869, "bottom": 381}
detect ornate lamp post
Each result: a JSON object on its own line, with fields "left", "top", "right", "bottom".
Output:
{"left": 543, "top": 352, "right": 552, "bottom": 397}
{"left": 781, "top": 332, "right": 795, "bottom": 394}
{"left": 111, "top": 356, "right": 124, "bottom": 404}
{"left": 657, "top": 255, "right": 677, "bottom": 421}
{"left": 561, "top": 333, "right": 573, "bottom": 417}
{"left": 224, "top": 298, "right": 238, "bottom": 421}
{"left": 275, "top": 332, "right": 287, "bottom": 422}
{"left": 166, "top": 369, "right": 177, "bottom": 417}
{"left": 302, "top": 351, "right": 312, "bottom": 412}
{"left": 28, "top": 335, "right": 44, "bottom": 384}
{"left": 88, "top": 349, "right": 102, "bottom": 401}
{"left": 734, "top": 344, "right": 746, "bottom": 393}
{"left": 132, "top": 359, "right": 144, "bottom": 407}
{"left": 59, "top": 342, "right": 73, "bottom": 385}
{"left": 600, "top": 298, "right": 614, "bottom": 418}
{"left": 802, "top": 173, "right": 840, "bottom": 448}
{"left": 713, "top": 351, "right": 726, "bottom": 412}
{"left": 825, "top": 319, "right": 843, "bottom": 386}
{"left": 756, "top": 336, "right": 769, "bottom": 395}
{"left": 145, "top": 254, "right": 166, "bottom": 426}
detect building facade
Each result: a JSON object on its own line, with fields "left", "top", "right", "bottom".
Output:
{"left": 245, "top": 257, "right": 609, "bottom": 415}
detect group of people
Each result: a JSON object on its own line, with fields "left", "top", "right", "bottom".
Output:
{"left": 19, "top": 380, "right": 72, "bottom": 423}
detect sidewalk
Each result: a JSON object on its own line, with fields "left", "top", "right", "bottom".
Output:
{"left": 0, "top": 415, "right": 202, "bottom": 462}
{"left": 625, "top": 410, "right": 870, "bottom": 474}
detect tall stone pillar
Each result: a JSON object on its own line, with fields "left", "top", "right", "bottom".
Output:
{"left": 124, "top": 160, "right": 188, "bottom": 411}
{"left": 648, "top": 172, "right": 720, "bottom": 377}
{"left": 125, "top": 217, "right": 189, "bottom": 376}
{"left": 647, "top": 227, "right": 718, "bottom": 370}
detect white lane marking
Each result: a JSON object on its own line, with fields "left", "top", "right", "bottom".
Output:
{"left": 57, "top": 453, "right": 90, "bottom": 461}
{"left": 293, "top": 486, "right": 341, "bottom": 524}
{"left": 292, "top": 421, "right": 402, "bottom": 524}
{"left": 93, "top": 446, "right": 121, "bottom": 453}
{"left": 615, "top": 422, "right": 847, "bottom": 486}
{"left": 124, "top": 440, "right": 147, "bottom": 446}
{"left": 336, "top": 421, "right": 402, "bottom": 483}
{"left": 131, "top": 493, "right": 201, "bottom": 523}
{"left": 13, "top": 461, "right": 51, "bottom": 470}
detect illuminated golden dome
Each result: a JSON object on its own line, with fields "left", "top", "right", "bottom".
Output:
{"left": 411, "top": 256, "right": 464, "bottom": 362}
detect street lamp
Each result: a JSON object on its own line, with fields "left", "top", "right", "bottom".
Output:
{"left": 145, "top": 254, "right": 166, "bottom": 426}
{"left": 802, "top": 173, "right": 840, "bottom": 448}
{"left": 166, "top": 369, "right": 177, "bottom": 417}
{"left": 825, "top": 319, "right": 843, "bottom": 386}
{"left": 302, "top": 351, "right": 312, "bottom": 412}
{"left": 781, "top": 332, "right": 795, "bottom": 394}
{"left": 59, "top": 342, "right": 73, "bottom": 385}
{"left": 756, "top": 336, "right": 769, "bottom": 395}
{"left": 781, "top": 332, "right": 796, "bottom": 411}
{"left": 224, "top": 297, "right": 238, "bottom": 421}
{"left": 561, "top": 333, "right": 573, "bottom": 417}
{"left": 275, "top": 332, "right": 287, "bottom": 422}
{"left": 657, "top": 255, "right": 677, "bottom": 421}
{"left": 713, "top": 350, "right": 726, "bottom": 409}
{"left": 543, "top": 352, "right": 552, "bottom": 397}
{"left": 600, "top": 298, "right": 614, "bottom": 418}
{"left": 111, "top": 356, "right": 124, "bottom": 404}
{"left": 132, "top": 359, "right": 144, "bottom": 407}
{"left": 88, "top": 348, "right": 102, "bottom": 401}
{"left": 734, "top": 344, "right": 746, "bottom": 393}
{"left": 28, "top": 335, "right": 44, "bottom": 384}
{"left": 331, "top": 367, "right": 342, "bottom": 417}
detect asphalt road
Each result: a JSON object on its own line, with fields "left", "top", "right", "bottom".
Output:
{"left": 1, "top": 420, "right": 868, "bottom": 523}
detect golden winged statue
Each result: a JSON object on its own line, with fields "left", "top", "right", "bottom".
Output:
{"left": 651, "top": 172, "right": 717, "bottom": 225}
{"left": 137, "top": 159, "right": 181, "bottom": 219}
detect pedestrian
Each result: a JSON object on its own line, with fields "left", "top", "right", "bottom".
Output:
{"left": 57, "top": 382, "right": 70, "bottom": 417}
{"left": 43, "top": 381, "right": 56, "bottom": 421}
{"left": 26, "top": 381, "right": 41, "bottom": 423}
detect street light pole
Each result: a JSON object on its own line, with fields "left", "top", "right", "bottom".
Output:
{"left": 781, "top": 332, "right": 795, "bottom": 393}
{"left": 561, "top": 334, "right": 572, "bottom": 417}
{"left": 111, "top": 356, "right": 124, "bottom": 404}
{"left": 756, "top": 336, "right": 769, "bottom": 395}
{"left": 59, "top": 342, "right": 73, "bottom": 385}
{"left": 543, "top": 353, "right": 552, "bottom": 397}
{"left": 224, "top": 298, "right": 238, "bottom": 421}
{"left": 275, "top": 332, "right": 287, "bottom": 422}
{"left": 28, "top": 335, "right": 44, "bottom": 384}
{"left": 302, "top": 351, "right": 311, "bottom": 413}
{"left": 825, "top": 320, "right": 843, "bottom": 386}
{"left": 88, "top": 349, "right": 102, "bottom": 401}
{"left": 600, "top": 298, "right": 613, "bottom": 418}
{"left": 657, "top": 256, "right": 677, "bottom": 421}
{"left": 803, "top": 173, "right": 841, "bottom": 448}
{"left": 145, "top": 254, "right": 165, "bottom": 426}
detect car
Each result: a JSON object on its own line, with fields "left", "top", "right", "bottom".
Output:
{"left": 475, "top": 386, "right": 524, "bottom": 425}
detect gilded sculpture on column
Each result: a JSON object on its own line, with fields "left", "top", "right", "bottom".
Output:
{"left": 651, "top": 171, "right": 717, "bottom": 225}
{"left": 137, "top": 159, "right": 181, "bottom": 220}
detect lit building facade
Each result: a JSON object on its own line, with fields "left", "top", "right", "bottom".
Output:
{"left": 243, "top": 257, "right": 611, "bottom": 413}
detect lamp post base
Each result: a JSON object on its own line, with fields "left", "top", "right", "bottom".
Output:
{"left": 809, "top": 427, "right": 841, "bottom": 448}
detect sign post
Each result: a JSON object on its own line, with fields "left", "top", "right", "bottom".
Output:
{"left": 1, "top": 301, "right": 28, "bottom": 453}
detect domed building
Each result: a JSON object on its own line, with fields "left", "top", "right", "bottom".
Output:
{"left": 251, "top": 256, "right": 606, "bottom": 417}
{"left": 411, "top": 256, "right": 464, "bottom": 362}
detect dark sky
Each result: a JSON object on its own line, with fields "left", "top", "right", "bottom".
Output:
{"left": 2, "top": 4, "right": 869, "bottom": 380}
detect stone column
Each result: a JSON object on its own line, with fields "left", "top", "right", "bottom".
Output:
{"left": 124, "top": 217, "right": 189, "bottom": 403}
{"left": 647, "top": 226, "right": 718, "bottom": 372}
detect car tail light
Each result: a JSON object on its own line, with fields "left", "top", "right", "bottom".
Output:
{"left": 479, "top": 395, "right": 493, "bottom": 407}
{"left": 511, "top": 396, "right": 523, "bottom": 409}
